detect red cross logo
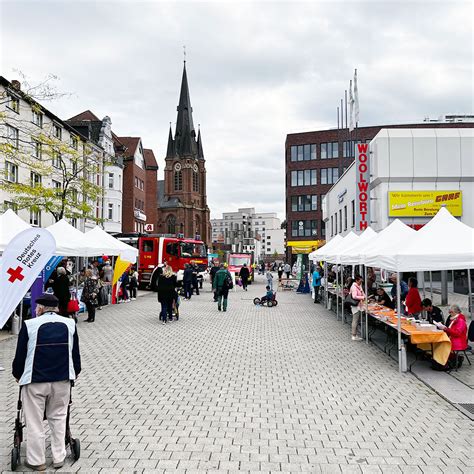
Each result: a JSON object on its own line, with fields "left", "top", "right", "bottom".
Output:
{"left": 7, "top": 266, "right": 25, "bottom": 283}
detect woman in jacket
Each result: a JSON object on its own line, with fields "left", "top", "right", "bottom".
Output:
{"left": 81, "top": 269, "right": 99, "bottom": 322}
{"left": 405, "top": 277, "right": 422, "bottom": 318}
{"left": 350, "top": 276, "right": 366, "bottom": 341}
{"left": 436, "top": 304, "right": 468, "bottom": 351}
{"left": 374, "top": 287, "right": 394, "bottom": 309}
{"left": 157, "top": 265, "right": 177, "bottom": 324}
{"left": 52, "top": 266, "right": 71, "bottom": 316}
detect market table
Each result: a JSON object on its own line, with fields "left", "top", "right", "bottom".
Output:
{"left": 368, "top": 304, "right": 451, "bottom": 366}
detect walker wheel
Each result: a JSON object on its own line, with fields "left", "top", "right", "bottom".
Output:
{"left": 11, "top": 447, "right": 20, "bottom": 471}
{"left": 253, "top": 298, "right": 261, "bottom": 305}
{"left": 273, "top": 300, "right": 278, "bottom": 306}
{"left": 268, "top": 301, "right": 274, "bottom": 307}
{"left": 71, "top": 438, "right": 81, "bottom": 461}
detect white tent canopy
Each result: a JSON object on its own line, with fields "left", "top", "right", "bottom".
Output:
{"left": 85, "top": 226, "right": 138, "bottom": 262}
{"left": 381, "top": 207, "right": 474, "bottom": 271}
{"left": 325, "top": 231, "right": 359, "bottom": 263}
{"left": 47, "top": 219, "right": 96, "bottom": 256}
{"left": 338, "top": 227, "right": 378, "bottom": 265}
{"left": 310, "top": 234, "right": 343, "bottom": 262}
{"left": 0, "top": 209, "right": 32, "bottom": 252}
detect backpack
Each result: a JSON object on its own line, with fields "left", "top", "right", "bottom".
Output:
{"left": 224, "top": 272, "right": 234, "bottom": 289}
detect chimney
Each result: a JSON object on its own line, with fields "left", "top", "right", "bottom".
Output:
{"left": 11, "top": 80, "right": 21, "bottom": 91}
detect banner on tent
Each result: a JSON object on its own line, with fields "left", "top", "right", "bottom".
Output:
{"left": 0, "top": 228, "right": 56, "bottom": 329}
{"left": 355, "top": 143, "right": 370, "bottom": 232}
{"left": 388, "top": 191, "right": 462, "bottom": 217}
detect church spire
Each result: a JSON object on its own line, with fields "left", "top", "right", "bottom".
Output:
{"left": 166, "top": 124, "right": 175, "bottom": 158}
{"left": 174, "top": 62, "right": 196, "bottom": 156}
{"left": 197, "top": 127, "right": 204, "bottom": 159}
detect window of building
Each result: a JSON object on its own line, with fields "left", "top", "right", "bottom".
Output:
{"left": 71, "top": 135, "right": 78, "bottom": 150}
{"left": 53, "top": 124, "right": 62, "bottom": 139}
{"left": 32, "top": 139, "right": 42, "bottom": 159}
{"left": 5, "top": 161, "right": 18, "bottom": 182}
{"left": 290, "top": 169, "right": 317, "bottom": 187}
{"left": 32, "top": 110, "right": 43, "bottom": 127}
{"left": 330, "top": 215, "right": 334, "bottom": 236}
{"left": 140, "top": 179, "right": 144, "bottom": 190}
{"left": 334, "top": 213, "right": 338, "bottom": 234}
{"left": 290, "top": 144, "right": 317, "bottom": 162}
{"left": 52, "top": 180, "right": 62, "bottom": 195}
{"left": 4, "top": 201, "right": 18, "bottom": 212}
{"left": 52, "top": 150, "right": 61, "bottom": 168}
{"left": 343, "top": 140, "right": 363, "bottom": 157}
{"left": 193, "top": 171, "right": 199, "bottom": 192}
{"left": 30, "top": 171, "right": 41, "bottom": 187}
{"left": 174, "top": 170, "right": 182, "bottom": 191}
{"left": 71, "top": 188, "right": 78, "bottom": 202}
{"left": 291, "top": 220, "right": 317, "bottom": 237}
{"left": 71, "top": 218, "right": 77, "bottom": 228}
{"left": 167, "top": 215, "right": 176, "bottom": 234}
{"left": 108, "top": 203, "right": 113, "bottom": 220}
{"left": 8, "top": 95, "right": 20, "bottom": 113}
{"left": 320, "top": 167, "right": 339, "bottom": 185}
{"left": 351, "top": 200, "right": 355, "bottom": 228}
{"left": 108, "top": 173, "right": 114, "bottom": 189}
{"left": 339, "top": 209, "right": 342, "bottom": 233}
{"left": 344, "top": 205, "right": 347, "bottom": 231}
{"left": 7, "top": 125, "right": 19, "bottom": 148}
{"left": 291, "top": 194, "right": 318, "bottom": 212}
{"left": 321, "top": 142, "right": 339, "bottom": 159}
{"left": 30, "top": 208, "right": 41, "bottom": 226}
{"left": 321, "top": 220, "right": 326, "bottom": 238}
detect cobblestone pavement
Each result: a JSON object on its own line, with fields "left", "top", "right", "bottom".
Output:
{"left": 1, "top": 276, "right": 472, "bottom": 473}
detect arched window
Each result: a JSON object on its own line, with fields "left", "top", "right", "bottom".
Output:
{"left": 174, "top": 170, "right": 182, "bottom": 191}
{"left": 167, "top": 215, "right": 176, "bottom": 234}
{"left": 192, "top": 170, "right": 199, "bottom": 192}
{"left": 195, "top": 215, "right": 201, "bottom": 237}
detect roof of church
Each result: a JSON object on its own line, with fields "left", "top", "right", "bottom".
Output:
{"left": 157, "top": 179, "right": 183, "bottom": 209}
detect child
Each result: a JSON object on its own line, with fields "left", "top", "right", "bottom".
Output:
{"left": 266, "top": 271, "right": 273, "bottom": 290}
{"left": 261, "top": 285, "right": 274, "bottom": 304}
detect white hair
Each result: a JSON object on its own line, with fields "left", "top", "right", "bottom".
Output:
{"left": 450, "top": 304, "right": 461, "bottom": 314}
{"left": 57, "top": 267, "right": 66, "bottom": 275}
{"left": 36, "top": 304, "right": 59, "bottom": 315}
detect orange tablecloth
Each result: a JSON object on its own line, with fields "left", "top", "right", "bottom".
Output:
{"left": 368, "top": 304, "right": 451, "bottom": 365}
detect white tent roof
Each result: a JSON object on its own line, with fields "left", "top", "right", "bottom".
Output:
{"left": 325, "top": 231, "right": 359, "bottom": 263}
{"left": 338, "top": 227, "right": 378, "bottom": 265}
{"left": 85, "top": 226, "right": 138, "bottom": 262}
{"left": 383, "top": 207, "right": 474, "bottom": 271}
{"left": 46, "top": 219, "right": 96, "bottom": 256}
{"left": 0, "top": 209, "right": 32, "bottom": 252}
{"left": 310, "top": 235, "right": 343, "bottom": 262}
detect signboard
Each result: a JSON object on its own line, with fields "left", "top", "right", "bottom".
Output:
{"left": 355, "top": 143, "right": 370, "bottom": 231}
{"left": 388, "top": 191, "right": 462, "bottom": 217}
{"left": 144, "top": 223, "right": 154, "bottom": 232}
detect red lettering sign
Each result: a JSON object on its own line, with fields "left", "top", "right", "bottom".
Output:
{"left": 356, "top": 143, "right": 370, "bottom": 231}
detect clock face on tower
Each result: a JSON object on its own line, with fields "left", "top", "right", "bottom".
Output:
{"left": 174, "top": 162, "right": 182, "bottom": 171}
{"left": 193, "top": 164, "right": 198, "bottom": 172}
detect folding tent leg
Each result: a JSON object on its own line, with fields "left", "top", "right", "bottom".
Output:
{"left": 364, "top": 266, "right": 368, "bottom": 344}
{"left": 468, "top": 269, "right": 473, "bottom": 321}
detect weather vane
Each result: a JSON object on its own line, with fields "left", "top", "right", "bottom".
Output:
{"left": 183, "top": 45, "right": 186, "bottom": 63}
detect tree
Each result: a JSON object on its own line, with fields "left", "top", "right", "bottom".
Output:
{"left": 0, "top": 73, "right": 106, "bottom": 223}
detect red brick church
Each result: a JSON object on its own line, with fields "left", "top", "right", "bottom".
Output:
{"left": 157, "top": 63, "right": 211, "bottom": 244}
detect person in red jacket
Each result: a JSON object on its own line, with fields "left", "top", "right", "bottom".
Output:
{"left": 404, "top": 277, "right": 422, "bottom": 318}
{"left": 435, "top": 304, "right": 468, "bottom": 351}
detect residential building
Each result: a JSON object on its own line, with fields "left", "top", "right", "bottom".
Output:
{"left": 157, "top": 62, "right": 211, "bottom": 243}
{"left": 66, "top": 111, "right": 124, "bottom": 233}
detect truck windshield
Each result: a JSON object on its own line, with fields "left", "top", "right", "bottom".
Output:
{"left": 229, "top": 257, "right": 250, "bottom": 266}
{"left": 180, "top": 242, "right": 206, "bottom": 258}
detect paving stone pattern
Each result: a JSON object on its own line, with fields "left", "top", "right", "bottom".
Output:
{"left": 0, "top": 275, "right": 472, "bottom": 473}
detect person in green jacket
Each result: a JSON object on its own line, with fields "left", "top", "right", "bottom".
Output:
{"left": 213, "top": 264, "right": 232, "bottom": 312}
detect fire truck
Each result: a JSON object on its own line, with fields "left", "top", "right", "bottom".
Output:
{"left": 226, "top": 252, "right": 254, "bottom": 283}
{"left": 116, "top": 233, "right": 207, "bottom": 289}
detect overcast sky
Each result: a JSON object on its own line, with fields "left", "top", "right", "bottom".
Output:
{"left": 1, "top": 0, "right": 472, "bottom": 221}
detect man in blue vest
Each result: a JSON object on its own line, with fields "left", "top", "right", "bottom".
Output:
{"left": 12, "top": 293, "right": 81, "bottom": 471}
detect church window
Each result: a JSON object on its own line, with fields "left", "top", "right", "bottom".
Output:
{"left": 167, "top": 215, "right": 176, "bottom": 234}
{"left": 192, "top": 171, "right": 199, "bottom": 192}
{"left": 174, "top": 170, "right": 182, "bottom": 191}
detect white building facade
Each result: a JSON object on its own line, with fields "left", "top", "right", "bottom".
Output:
{"left": 322, "top": 128, "right": 474, "bottom": 239}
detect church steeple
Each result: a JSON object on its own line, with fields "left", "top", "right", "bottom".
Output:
{"left": 197, "top": 128, "right": 204, "bottom": 159}
{"left": 174, "top": 62, "right": 196, "bottom": 156}
{"left": 166, "top": 124, "right": 175, "bottom": 158}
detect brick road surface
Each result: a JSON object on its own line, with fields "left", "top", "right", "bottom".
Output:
{"left": 0, "top": 275, "right": 472, "bottom": 473}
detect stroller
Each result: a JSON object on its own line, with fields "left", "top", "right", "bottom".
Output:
{"left": 11, "top": 381, "right": 80, "bottom": 471}
{"left": 253, "top": 291, "right": 278, "bottom": 307}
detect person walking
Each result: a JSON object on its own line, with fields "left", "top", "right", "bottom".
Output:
{"left": 120, "top": 270, "right": 130, "bottom": 303}
{"left": 81, "top": 269, "right": 98, "bottom": 322}
{"left": 266, "top": 270, "right": 274, "bottom": 291}
{"left": 239, "top": 263, "right": 250, "bottom": 291}
{"left": 183, "top": 263, "right": 193, "bottom": 300}
{"left": 157, "top": 266, "right": 177, "bottom": 324}
{"left": 12, "top": 293, "right": 81, "bottom": 471}
{"left": 129, "top": 267, "right": 138, "bottom": 300}
{"left": 284, "top": 262, "right": 291, "bottom": 279}
{"left": 277, "top": 263, "right": 284, "bottom": 283}
{"left": 350, "top": 275, "right": 366, "bottom": 341}
{"left": 52, "top": 267, "right": 71, "bottom": 317}
{"left": 213, "top": 264, "right": 232, "bottom": 312}
{"left": 191, "top": 262, "right": 200, "bottom": 295}
{"left": 209, "top": 262, "right": 219, "bottom": 302}
{"left": 312, "top": 266, "right": 322, "bottom": 303}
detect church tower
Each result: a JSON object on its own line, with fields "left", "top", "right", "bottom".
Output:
{"left": 158, "top": 62, "right": 210, "bottom": 243}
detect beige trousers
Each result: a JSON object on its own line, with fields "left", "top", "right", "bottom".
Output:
{"left": 22, "top": 380, "right": 70, "bottom": 465}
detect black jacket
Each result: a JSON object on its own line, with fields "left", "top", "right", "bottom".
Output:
{"left": 240, "top": 267, "right": 250, "bottom": 280}
{"left": 53, "top": 274, "right": 71, "bottom": 305}
{"left": 183, "top": 268, "right": 194, "bottom": 283}
{"left": 157, "top": 274, "right": 177, "bottom": 302}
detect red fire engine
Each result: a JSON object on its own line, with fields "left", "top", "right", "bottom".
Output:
{"left": 116, "top": 233, "right": 207, "bottom": 288}
{"left": 226, "top": 252, "right": 254, "bottom": 283}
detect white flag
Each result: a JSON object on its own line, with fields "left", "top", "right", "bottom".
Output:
{"left": 354, "top": 69, "right": 359, "bottom": 124}
{"left": 349, "top": 79, "right": 354, "bottom": 132}
{"left": 0, "top": 228, "right": 56, "bottom": 329}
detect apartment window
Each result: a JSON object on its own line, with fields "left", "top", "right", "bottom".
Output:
{"left": 30, "top": 171, "right": 41, "bottom": 187}
{"left": 71, "top": 135, "right": 78, "bottom": 150}
{"left": 321, "top": 220, "right": 326, "bottom": 238}
{"left": 290, "top": 169, "right": 317, "bottom": 187}
{"left": 4, "top": 201, "right": 18, "bottom": 212}
{"left": 320, "top": 168, "right": 339, "bottom": 185}
{"left": 52, "top": 180, "right": 62, "bottom": 195}
{"left": 52, "top": 150, "right": 61, "bottom": 168}
{"left": 140, "top": 179, "right": 144, "bottom": 190}
{"left": 30, "top": 139, "right": 42, "bottom": 159}
{"left": 291, "top": 220, "right": 317, "bottom": 237}
{"left": 331, "top": 215, "right": 334, "bottom": 236}
{"left": 108, "top": 203, "right": 114, "bottom": 220}
{"left": 32, "top": 110, "right": 43, "bottom": 127}
{"left": 8, "top": 95, "right": 20, "bottom": 113}
{"left": 7, "top": 125, "right": 19, "bottom": 148}
{"left": 344, "top": 205, "right": 348, "bottom": 231}
{"left": 71, "top": 188, "right": 78, "bottom": 203}
{"left": 321, "top": 142, "right": 339, "bottom": 159}
{"left": 334, "top": 213, "right": 338, "bottom": 234}
{"left": 108, "top": 173, "right": 114, "bottom": 189}
{"left": 290, "top": 144, "right": 317, "bottom": 162}
{"left": 53, "top": 124, "right": 62, "bottom": 139}
{"left": 343, "top": 140, "right": 363, "bottom": 157}
{"left": 174, "top": 170, "right": 182, "bottom": 191}
{"left": 30, "top": 209, "right": 41, "bottom": 226}
{"left": 339, "top": 210, "right": 342, "bottom": 233}
{"left": 5, "top": 161, "right": 18, "bottom": 182}
{"left": 291, "top": 195, "right": 318, "bottom": 212}
{"left": 351, "top": 200, "right": 355, "bottom": 228}
{"left": 71, "top": 218, "right": 77, "bottom": 228}
{"left": 193, "top": 171, "right": 199, "bottom": 192}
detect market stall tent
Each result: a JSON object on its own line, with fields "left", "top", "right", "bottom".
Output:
{"left": 338, "top": 227, "right": 378, "bottom": 265}
{"left": 85, "top": 226, "right": 138, "bottom": 262}
{"left": 309, "top": 234, "right": 343, "bottom": 262}
{"left": 325, "top": 231, "right": 359, "bottom": 263}
{"left": 46, "top": 219, "right": 97, "bottom": 256}
{"left": 0, "top": 209, "right": 31, "bottom": 252}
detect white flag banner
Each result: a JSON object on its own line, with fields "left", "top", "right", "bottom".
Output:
{"left": 349, "top": 79, "right": 354, "bottom": 132}
{"left": 354, "top": 69, "right": 359, "bottom": 124}
{"left": 0, "top": 228, "right": 56, "bottom": 329}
